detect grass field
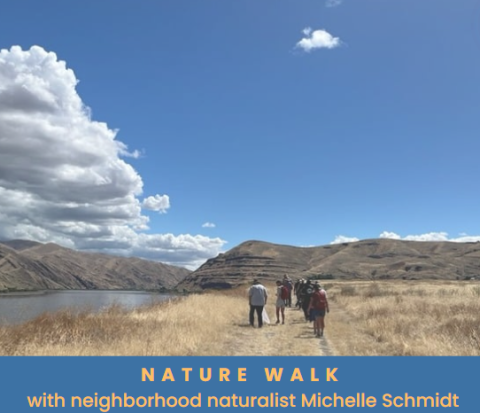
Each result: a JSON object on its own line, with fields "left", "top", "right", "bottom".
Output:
{"left": 0, "top": 294, "right": 248, "bottom": 356}
{"left": 1, "top": 281, "right": 479, "bottom": 356}
{"left": 325, "top": 280, "right": 480, "bottom": 356}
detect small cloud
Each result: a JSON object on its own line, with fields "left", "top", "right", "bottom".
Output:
{"left": 379, "top": 231, "right": 401, "bottom": 240}
{"left": 296, "top": 28, "right": 342, "bottom": 52}
{"left": 339, "top": 231, "right": 480, "bottom": 243}
{"left": 202, "top": 222, "right": 216, "bottom": 228}
{"left": 380, "top": 231, "right": 449, "bottom": 242}
{"left": 142, "top": 194, "right": 170, "bottom": 213}
{"left": 326, "top": 0, "right": 343, "bottom": 7}
{"left": 117, "top": 144, "right": 142, "bottom": 159}
{"left": 330, "top": 235, "right": 360, "bottom": 244}
{"left": 453, "top": 234, "right": 480, "bottom": 243}
{"left": 403, "top": 232, "right": 449, "bottom": 242}
{"left": 302, "top": 27, "right": 312, "bottom": 36}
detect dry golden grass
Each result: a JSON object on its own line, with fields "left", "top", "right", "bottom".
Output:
{"left": 0, "top": 295, "right": 247, "bottom": 356}
{"left": 326, "top": 280, "right": 480, "bottom": 356}
{"left": 2, "top": 280, "right": 478, "bottom": 356}
{"left": 0, "top": 287, "right": 324, "bottom": 356}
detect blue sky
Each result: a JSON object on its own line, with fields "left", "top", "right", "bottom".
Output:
{"left": 1, "top": 0, "right": 479, "bottom": 268}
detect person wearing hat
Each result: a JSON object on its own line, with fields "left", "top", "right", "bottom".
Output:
{"left": 248, "top": 279, "right": 268, "bottom": 328}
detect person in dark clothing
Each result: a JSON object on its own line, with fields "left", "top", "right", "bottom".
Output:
{"left": 300, "top": 280, "right": 314, "bottom": 321}
{"left": 294, "top": 279, "right": 303, "bottom": 308}
{"left": 282, "top": 275, "right": 293, "bottom": 307}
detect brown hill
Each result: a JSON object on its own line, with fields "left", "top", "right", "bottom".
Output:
{"left": 0, "top": 240, "right": 43, "bottom": 251}
{"left": 0, "top": 240, "right": 190, "bottom": 292}
{"left": 178, "top": 239, "right": 480, "bottom": 290}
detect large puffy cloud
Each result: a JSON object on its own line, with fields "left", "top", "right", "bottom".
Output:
{"left": 296, "top": 28, "right": 341, "bottom": 52}
{"left": 0, "top": 45, "right": 226, "bottom": 269}
{"left": 330, "top": 231, "right": 480, "bottom": 245}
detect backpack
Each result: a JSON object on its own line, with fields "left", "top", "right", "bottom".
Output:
{"left": 280, "top": 286, "right": 289, "bottom": 300}
{"left": 312, "top": 290, "right": 327, "bottom": 309}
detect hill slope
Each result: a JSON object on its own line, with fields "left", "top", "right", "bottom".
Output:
{"left": 0, "top": 240, "right": 190, "bottom": 292}
{"left": 178, "top": 239, "right": 480, "bottom": 290}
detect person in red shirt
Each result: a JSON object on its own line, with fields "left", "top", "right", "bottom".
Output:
{"left": 308, "top": 283, "right": 329, "bottom": 337}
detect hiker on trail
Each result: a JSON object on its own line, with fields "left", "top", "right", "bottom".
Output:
{"left": 308, "top": 283, "right": 329, "bottom": 337}
{"left": 275, "top": 280, "right": 288, "bottom": 324}
{"left": 300, "top": 280, "right": 314, "bottom": 321}
{"left": 248, "top": 279, "right": 268, "bottom": 328}
{"left": 283, "top": 275, "right": 293, "bottom": 307}
{"left": 295, "top": 279, "right": 304, "bottom": 309}
{"left": 293, "top": 279, "right": 301, "bottom": 307}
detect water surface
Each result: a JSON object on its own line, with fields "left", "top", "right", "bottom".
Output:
{"left": 0, "top": 290, "right": 173, "bottom": 325}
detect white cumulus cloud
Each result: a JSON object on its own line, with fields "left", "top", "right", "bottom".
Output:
{"left": 202, "top": 222, "right": 216, "bottom": 228}
{"left": 142, "top": 194, "right": 170, "bottom": 213}
{"left": 379, "top": 231, "right": 480, "bottom": 243}
{"left": 331, "top": 231, "right": 480, "bottom": 245}
{"left": 378, "top": 231, "right": 401, "bottom": 240}
{"left": 0, "top": 45, "right": 226, "bottom": 269}
{"left": 296, "top": 28, "right": 341, "bottom": 52}
{"left": 330, "top": 235, "right": 360, "bottom": 244}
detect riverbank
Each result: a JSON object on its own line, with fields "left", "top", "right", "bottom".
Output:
{"left": 0, "top": 289, "right": 50, "bottom": 296}
{"left": 1, "top": 281, "right": 479, "bottom": 356}
{"left": 0, "top": 288, "right": 179, "bottom": 296}
{"left": 0, "top": 287, "right": 326, "bottom": 356}
{"left": 0, "top": 290, "right": 174, "bottom": 326}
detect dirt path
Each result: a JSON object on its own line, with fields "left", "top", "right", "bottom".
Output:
{"left": 225, "top": 304, "right": 335, "bottom": 356}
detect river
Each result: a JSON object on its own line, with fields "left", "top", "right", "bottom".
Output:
{"left": 0, "top": 290, "right": 174, "bottom": 325}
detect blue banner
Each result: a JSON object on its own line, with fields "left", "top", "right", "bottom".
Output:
{"left": 0, "top": 357, "right": 473, "bottom": 411}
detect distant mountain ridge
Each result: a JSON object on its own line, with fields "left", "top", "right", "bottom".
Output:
{"left": 178, "top": 239, "right": 480, "bottom": 290}
{"left": 0, "top": 239, "right": 190, "bottom": 292}
{"left": 3, "top": 238, "right": 479, "bottom": 293}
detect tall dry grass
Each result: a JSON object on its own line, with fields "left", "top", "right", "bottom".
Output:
{"left": 0, "top": 284, "right": 325, "bottom": 357}
{"left": 2, "top": 281, "right": 479, "bottom": 356}
{"left": 0, "top": 294, "right": 247, "bottom": 356}
{"left": 326, "top": 280, "right": 480, "bottom": 356}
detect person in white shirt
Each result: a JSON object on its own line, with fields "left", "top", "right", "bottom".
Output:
{"left": 248, "top": 279, "right": 268, "bottom": 328}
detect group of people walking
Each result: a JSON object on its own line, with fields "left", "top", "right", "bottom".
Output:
{"left": 248, "top": 275, "right": 329, "bottom": 337}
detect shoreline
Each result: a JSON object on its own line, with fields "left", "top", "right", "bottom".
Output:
{"left": 0, "top": 288, "right": 179, "bottom": 297}
{"left": 0, "top": 289, "right": 180, "bottom": 327}
{"left": 1, "top": 281, "right": 479, "bottom": 356}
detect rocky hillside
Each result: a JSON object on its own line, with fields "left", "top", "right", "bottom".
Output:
{"left": 178, "top": 239, "right": 480, "bottom": 290}
{"left": 0, "top": 240, "right": 190, "bottom": 292}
